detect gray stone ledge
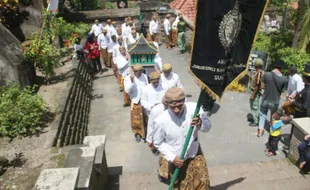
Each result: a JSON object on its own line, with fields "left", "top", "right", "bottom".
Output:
{"left": 33, "top": 168, "right": 79, "bottom": 190}
{"left": 292, "top": 117, "right": 310, "bottom": 135}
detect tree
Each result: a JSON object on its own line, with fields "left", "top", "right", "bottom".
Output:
{"left": 292, "top": 0, "right": 309, "bottom": 49}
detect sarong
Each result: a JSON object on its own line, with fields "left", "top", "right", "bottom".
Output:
{"left": 101, "top": 48, "right": 109, "bottom": 68}
{"left": 171, "top": 29, "right": 177, "bottom": 46}
{"left": 158, "top": 154, "right": 170, "bottom": 179}
{"left": 165, "top": 33, "right": 171, "bottom": 48}
{"left": 152, "top": 33, "right": 159, "bottom": 43}
{"left": 108, "top": 52, "right": 113, "bottom": 68}
{"left": 120, "top": 76, "right": 130, "bottom": 104}
{"left": 170, "top": 148, "right": 210, "bottom": 190}
{"left": 130, "top": 103, "right": 145, "bottom": 138}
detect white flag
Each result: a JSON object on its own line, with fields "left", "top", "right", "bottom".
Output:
{"left": 47, "top": 0, "right": 59, "bottom": 12}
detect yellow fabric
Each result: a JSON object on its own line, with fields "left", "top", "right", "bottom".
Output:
{"left": 270, "top": 120, "right": 281, "bottom": 137}
{"left": 149, "top": 71, "right": 160, "bottom": 80}
{"left": 133, "top": 64, "right": 143, "bottom": 71}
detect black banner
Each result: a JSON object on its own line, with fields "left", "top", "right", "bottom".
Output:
{"left": 248, "top": 51, "right": 268, "bottom": 72}
{"left": 189, "top": 0, "right": 269, "bottom": 100}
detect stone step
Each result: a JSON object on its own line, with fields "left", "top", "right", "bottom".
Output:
{"left": 218, "top": 175, "right": 310, "bottom": 190}
{"left": 208, "top": 159, "right": 295, "bottom": 177}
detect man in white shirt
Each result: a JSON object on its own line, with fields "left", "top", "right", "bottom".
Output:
{"left": 110, "top": 21, "right": 118, "bottom": 37}
{"left": 160, "top": 63, "right": 183, "bottom": 89}
{"left": 98, "top": 29, "right": 111, "bottom": 68}
{"left": 111, "top": 37, "right": 123, "bottom": 86}
{"left": 116, "top": 46, "right": 131, "bottom": 107}
{"left": 141, "top": 72, "right": 167, "bottom": 116}
{"left": 287, "top": 66, "right": 304, "bottom": 99}
{"left": 146, "top": 97, "right": 168, "bottom": 156}
{"left": 104, "top": 19, "right": 112, "bottom": 36}
{"left": 171, "top": 13, "right": 181, "bottom": 47}
{"left": 149, "top": 15, "right": 160, "bottom": 43}
{"left": 122, "top": 18, "right": 128, "bottom": 32}
{"left": 124, "top": 64, "right": 149, "bottom": 142}
{"left": 127, "top": 30, "right": 140, "bottom": 44}
{"left": 153, "top": 88, "right": 211, "bottom": 188}
{"left": 89, "top": 19, "right": 103, "bottom": 39}
{"left": 164, "top": 14, "right": 172, "bottom": 49}
{"left": 107, "top": 35, "right": 118, "bottom": 71}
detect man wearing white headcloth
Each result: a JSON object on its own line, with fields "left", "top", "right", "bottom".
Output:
{"left": 153, "top": 87, "right": 211, "bottom": 189}
{"left": 124, "top": 64, "right": 149, "bottom": 142}
{"left": 160, "top": 63, "right": 183, "bottom": 89}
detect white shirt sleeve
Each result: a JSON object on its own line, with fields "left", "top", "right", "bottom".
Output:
{"left": 146, "top": 110, "right": 155, "bottom": 143}
{"left": 198, "top": 108, "right": 211, "bottom": 133}
{"left": 124, "top": 76, "right": 134, "bottom": 94}
{"left": 153, "top": 121, "right": 176, "bottom": 162}
{"left": 141, "top": 86, "right": 152, "bottom": 113}
{"left": 296, "top": 76, "right": 305, "bottom": 93}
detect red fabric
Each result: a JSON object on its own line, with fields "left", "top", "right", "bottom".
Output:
{"left": 84, "top": 41, "right": 100, "bottom": 59}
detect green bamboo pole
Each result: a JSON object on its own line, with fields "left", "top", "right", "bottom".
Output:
{"left": 168, "top": 89, "right": 204, "bottom": 190}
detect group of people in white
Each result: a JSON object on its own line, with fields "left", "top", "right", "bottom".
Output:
{"left": 85, "top": 16, "right": 211, "bottom": 189}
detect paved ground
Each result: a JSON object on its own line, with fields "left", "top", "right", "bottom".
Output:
{"left": 88, "top": 46, "right": 299, "bottom": 190}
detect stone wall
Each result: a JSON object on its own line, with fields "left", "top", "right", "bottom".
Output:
{"left": 288, "top": 118, "right": 310, "bottom": 164}
{"left": 52, "top": 60, "right": 93, "bottom": 148}
{"left": 34, "top": 135, "right": 108, "bottom": 190}
{"left": 0, "top": 23, "right": 36, "bottom": 88}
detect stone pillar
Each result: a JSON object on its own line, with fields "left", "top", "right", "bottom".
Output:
{"left": 33, "top": 168, "right": 80, "bottom": 190}
{"left": 83, "top": 135, "right": 108, "bottom": 189}
{"left": 288, "top": 118, "right": 310, "bottom": 164}
{"left": 64, "top": 147, "right": 97, "bottom": 190}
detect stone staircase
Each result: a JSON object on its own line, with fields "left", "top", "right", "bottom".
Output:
{"left": 108, "top": 159, "right": 310, "bottom": 190}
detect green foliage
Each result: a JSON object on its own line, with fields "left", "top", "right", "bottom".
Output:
{"left": 105, "top": 2, "right": 116, "bottom": 9}
{"left": 0, "top": 84, "right": 49, "bottom": 138}
{"left": 253, "top": 31, "right": 310, "bottom": 74}
{"left": 277, "top": 47, "right": 310, "bottom": 73}
{"left": 68, "top": 0, "right": 100, "bottom": 11}
{"left": 55, "top": 17, "right": 90, "bottom": 40}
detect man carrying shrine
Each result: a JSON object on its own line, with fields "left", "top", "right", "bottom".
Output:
{"left": 124, "top": 64, "right": 149, "bottom": 142}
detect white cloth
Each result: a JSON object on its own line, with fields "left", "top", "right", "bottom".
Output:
{"left": 172, "top": 16, "right": 179, "bottom": 30}
{"left": 124, "top": 73, "right": 149, "bottom": 104}
{"left": 127, "top": 33, "right": 140, "bottom": 44}
{"left": 149, "top": 20, "right": 160, "bottom": 34}
{"left": 97, "top": 33, "right": 110, "bottom": 49}
{"left": 164, "top": 18, "right": 171, "bottom": 35}
{"left": 123, "top": 26, "right": 132, "bottom": 38}
{"left": 121, "top": 23, "right": 127, "bottom": 33}
{"left": 110, "top": 25, "right": 117, "bottom": 36}
{"left": 146, "top": 103, "right": 166, "bottom": 143}
{"left": 153, "top": 102, "right": 211, "bottom": 162}
{"left": 116, "top": 54, "right": 130, "bottom": 77}
{"left": 153, "top": 41, "right": 162, "bottom": 67}
{"left": 112, "top": 44, "right": 121, "bottom": 62}
{"left": 287, "top": 73, "right": 305, "bottom": 96}
{"left": 107, "top": 42, "right": 118, "bottom": 53}
{"left": 141, "top": 83, "right": 167, "bottom": 116}
{"left": 90, "top": 23, "right": 103, "bottom": 37}
{"left": 104, "top": 24, "right": 112, "bottom": 36}
{"left": 74, "top": 44, "right": 83, "bottom": 51}
{"left": 160, "top": 72, "right": 183, "bottom": 89}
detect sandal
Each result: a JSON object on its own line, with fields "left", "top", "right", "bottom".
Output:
{"left": 299, "top": 161, "right": 306, "bottom": 169}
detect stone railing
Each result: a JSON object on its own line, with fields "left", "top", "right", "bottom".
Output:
{"left": 33, "top": 135, "right": 108, "bottom": 190}
{"left": 288, "top": 117, "right": 310, "bottom": 164}
{"left": 52, "top": 60, "right": 93, "bottom": 148}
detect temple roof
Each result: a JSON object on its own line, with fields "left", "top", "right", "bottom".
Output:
{"left": 170, "top": 0, "right": 197, "bottom": 21}
{"left": 128, "top": 34, "right": 158, "bottom": 54}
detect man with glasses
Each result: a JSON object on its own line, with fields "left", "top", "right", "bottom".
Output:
{"left": 124, "top": 64, "right": 149, "bottom": 142}
{"left": 153, "top": 88, "right": 211, "bottom": 189}
{"left": 160, "top": 63, "right": 183, "bottom": 89}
